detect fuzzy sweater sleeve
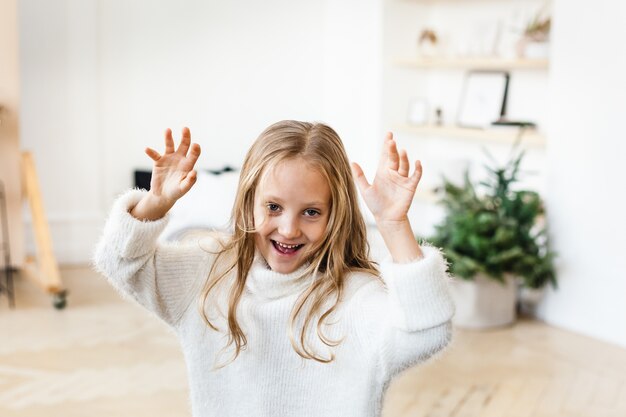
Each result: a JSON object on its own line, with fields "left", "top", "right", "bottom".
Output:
{"left": 92, "top": 189, "right": 215, "bottom": 327}
{"left": 350, "top": 245, "right": 455, "bottom": 383}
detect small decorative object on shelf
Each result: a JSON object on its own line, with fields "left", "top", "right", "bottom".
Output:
{"left": 417, "top": 28, "right": 440, "bottom": 58}
{"left": 459, "top": 20, "right": 501, "bottom": 58}
{"left": 407, "top": 98, "right": 429, "bottom": 126}
{"left": 517, "top": 9, "right": 551, "bottom": 59}
{"left": 434, "top": 107, "right": 443, "bottom": 126}
{"left": 457, "top": 71, "right": 510, "bottom": 129}
{"left": 429, "top": 147, "right": 557, "bottom": 328}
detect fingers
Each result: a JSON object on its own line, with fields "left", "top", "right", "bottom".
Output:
{"left": 187, "top": 143, "right": 202, "bottom": 167}
{"left": 398, "top": 149, "right": 409, "bottom": 177}
{"left": 411, "top": 160, "right": 423, "bottom": 186}
{"left": 381, "top": 132, "right": 415, "bottom": 179}
{"left": 177, "top": 127, "right": 191, "bottom": 155}
{"left": 386, "top": 138, "right": 400, "bottom": 171}
{"left": 164, "top": 128, "right": 175, "bottom": 154}
{"left": 180, "top": 170, "right": 198, "bottom": 194}
{"left": 350, "top": 162, "right": 370, "bottom": 194}
{"left": 145, "top": 147, "right": 161, "bottom": 161}
{"left": 162, "top": 127, "right": 200, "bottom": 163}
{"left": 377, "top": 132, "right": 392, "bottom": 171}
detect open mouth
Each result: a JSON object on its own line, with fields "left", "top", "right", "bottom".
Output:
{"left": 271, "top": 240, "right": 304, "bottom": 255}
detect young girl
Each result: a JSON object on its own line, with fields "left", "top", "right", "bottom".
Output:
{"left": 94, "top": 120, "right": 454, "bottom": 417}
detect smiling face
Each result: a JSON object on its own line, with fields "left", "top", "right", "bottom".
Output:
{"left": 253, "top": 157, "right": 331, "bottom": 274}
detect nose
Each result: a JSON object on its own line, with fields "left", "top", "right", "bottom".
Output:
{"left": 277, "top": 214, "right": 301, "bottom": 240}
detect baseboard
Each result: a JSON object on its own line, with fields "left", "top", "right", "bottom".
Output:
{"left": 23, "top": 211, "right": 105, "bottom": 264}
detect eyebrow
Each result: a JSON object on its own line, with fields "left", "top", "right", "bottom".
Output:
{"left": 263, "top": 195, "right": 329, "bottom": 207}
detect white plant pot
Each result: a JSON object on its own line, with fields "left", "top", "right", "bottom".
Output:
{"left": 417, "top": 42, "right": 439, "bottom": 58}
{"left": 524, "top": 41, "right": 550, "bottom": 59}
{"left": 517, "top": 285, "right": 546, "bottom": 317}
{"left": 449, "top": 273, "right": 517, "bottom": 329}
{"left": 517, "top": 39, "right": 550, "bottom": 59}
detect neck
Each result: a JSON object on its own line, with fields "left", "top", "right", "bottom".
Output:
{"left": 245, "top": 254, "right": 314, "bottom": 300}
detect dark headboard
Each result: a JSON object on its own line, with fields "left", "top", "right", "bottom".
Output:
{"left": 133, "top": 166, "right": 237, "bottom": 191}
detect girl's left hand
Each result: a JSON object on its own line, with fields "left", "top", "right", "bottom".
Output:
{"left": 351, "top": 132, "right": 422, "bottom": 225}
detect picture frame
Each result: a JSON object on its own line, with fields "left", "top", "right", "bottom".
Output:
{"left": 407, "top": 98, "right": 429, "bottom": 125}
{"left": 457, "top": 71, "right": 510, "bottom": 129}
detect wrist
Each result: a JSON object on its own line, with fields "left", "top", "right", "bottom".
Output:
{"left": 375, "top": 218, "right": 424, "bottom": 263}
{"left": 375, "top": 216, "right": 410, "bottom": 233}
{"left": 146, "top": 189, "right": 176, "bottom": 209}
{"left": 130, "top": 191, "right": 174, "bottom": 221}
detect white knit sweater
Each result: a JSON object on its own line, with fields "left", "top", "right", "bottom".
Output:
{"left": 93, "top": 189, "right": 455, "bottom": 417}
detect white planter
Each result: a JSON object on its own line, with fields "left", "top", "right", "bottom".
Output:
{"left": 516, "top": 39, "right": 550, "bottom": 59}
{"left": 524, "top": 41, "right": 550, "bottom": 59}
{"left": 517, "top": 284, "right": 546, "bottom": 317}
{"left": 450, "top": 273, "right": 517, "bottom": 329}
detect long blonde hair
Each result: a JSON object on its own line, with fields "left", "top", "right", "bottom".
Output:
{"left": 198, "top": 120, "right": 380, "bottom": 368}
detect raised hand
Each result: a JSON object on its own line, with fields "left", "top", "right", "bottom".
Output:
{"left": 145, "top": 127, "right": 202, "bottom": 204}
{"left": 130, "top": 127, "right": 201, "bottom": 221}
{"left": 351, "top": 132, "right": 423, "bottom": 262}
{"left": 351, "top": 132, "right": 422, "bottom": 225}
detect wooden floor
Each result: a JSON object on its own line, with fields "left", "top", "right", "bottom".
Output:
{"left": 1, "top": 266, "right": 625, "bottom": 417}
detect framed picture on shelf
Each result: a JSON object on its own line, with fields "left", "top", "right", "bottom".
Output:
{"left": 407, "top": 98, "right": 428, "bottom": 125}
{"left": 457, "top": 71, "right": 509, "bottom": 129}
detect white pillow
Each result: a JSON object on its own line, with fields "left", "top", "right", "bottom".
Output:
{"left": 160, "top": 170, "right": 240, "bottom": 241}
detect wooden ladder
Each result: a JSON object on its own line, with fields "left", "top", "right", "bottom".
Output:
{"left": 21, "top": 151, "right": 67, "bottom": 309}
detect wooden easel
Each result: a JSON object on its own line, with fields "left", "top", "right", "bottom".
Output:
{"left": 20, "top": 151, "right": 67, "bottom": 309}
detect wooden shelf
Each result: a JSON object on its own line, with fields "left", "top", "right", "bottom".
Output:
{"left": 397, "top": 124, "right": 546, "bottom": 147}
{"left": 395, "top": 57, "right": 549, "bottom": 71}
{"left": 405, "top": 0, "right": 523, "bottom": 4}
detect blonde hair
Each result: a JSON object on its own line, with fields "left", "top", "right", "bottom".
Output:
{"left": 198, "top": 120, "right": 380, "bottom": 368}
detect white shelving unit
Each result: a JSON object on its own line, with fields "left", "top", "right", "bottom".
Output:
{"left": 384, "top": 0, "right": 551, "bottom": 138}
{"left": 397, "top": 124, "right": 546, "bottom": 147}
{"left": 395, "top": 57, "right": 549, "bottom": 71}
{"left": 382, "top": 0, "right": 551, "bottom": 238}
{"left": 392, "top": 52, "right": 550, "bottom": 144}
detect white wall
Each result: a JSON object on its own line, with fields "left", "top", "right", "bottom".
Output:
{"left": 18, "top": 0, "right": 383, "bottom": 264}
{"left": 19, "top": 0, "right": 104, "bottom": 265}
{"left": 537, "top": 0, "right": 626, "bottom": 348}
{"left": 322, "top": 0, "right": 383, "bottom": 172}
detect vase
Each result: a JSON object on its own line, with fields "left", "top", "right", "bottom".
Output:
{"left": 417, "top": 42, "right": 439, "bottom": 59}
{"left": 516, "top": 38, "right": 550, "bottom": 59}
{"left": 449, "top": 273, "right": 517, "bottom": 329}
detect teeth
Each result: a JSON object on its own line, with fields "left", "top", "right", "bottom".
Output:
{"left": 275, "top": 241, "right": 301, "bottom": 249}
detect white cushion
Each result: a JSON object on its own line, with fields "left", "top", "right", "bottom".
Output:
{"left": 160, "top": 170, "right": 239, "bottom": 241}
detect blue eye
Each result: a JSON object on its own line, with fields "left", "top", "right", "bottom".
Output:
{"left": 267, "top": 203, "right": 280, "bottom": 212}
{"left": 304, "top": 209, "right": 320, "bottom": 217}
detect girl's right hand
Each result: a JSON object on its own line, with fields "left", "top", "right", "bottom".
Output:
{"left": 130, "top": 127, "right": 201, "bottom": 221}
{"left": 146, "top": 127, "right": 202, "bottom": 203}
